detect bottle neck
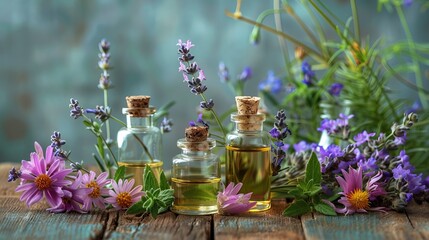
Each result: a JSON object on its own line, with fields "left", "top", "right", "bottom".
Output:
{"left": 181, "top": 149, "right": 212, "bottom": 157}
{"left": 230, "top": 113, "right": 265, "bottom": 132}
{"left": 234, "top": 121, "right": 263, "bottom": 132}
{"left": 126, "top": 114, "right": 153, "bottom": 128}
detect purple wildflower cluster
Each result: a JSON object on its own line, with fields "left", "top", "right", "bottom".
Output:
{"left": 69, "top": 98, "right": 111, "bottom": 122}
{"left": 317, "top": 113, "right": 354, "bottom": 139}
{"left": 217, "top": 182, "right": 256, "bottom": 215}
{"left": 10, "top": 133, "right": 144, "bottom": 213}
{"left": 328, "top": 83, "right": 344, "bottom": 96}
{"left": 313, "top": 112, "right": 427, "bottom": 211}
{"left": 269, "top": 109, "right": 292, "bottom": 176}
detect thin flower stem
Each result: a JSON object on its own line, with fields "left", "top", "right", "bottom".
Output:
{"left": 110, "top": 115, "right": 155, "bottom": 162}
{"left": 100, "top": 134, "right": 118, "bottom": 167}
{"left": 395, "top": 5, "right": 427, "bottom": 110}
{"left": 225, "top": 10, "right": 326, "bottom": 64}
{"left": 235, "top": 0, "right": 242, "bottom": 16}
{"left": 64, "top": 157, "right": 90, "bottom": 173}
{"left": 103, "top": 88, "right": 111, "bottom": 141}
{"left": 301, "top": 1, "right": 329, "bottom": 59}
{"left": 350, "top": 0, "right": 360, "bottom": 43}
{"left": 308, "top": 0, "right": 337, "bottom": 32}
{"left": 200, "top": 94, "right": 227, "bottom": 138}
{"left": 273, "top": 0, "right": 292, "bottom": 77}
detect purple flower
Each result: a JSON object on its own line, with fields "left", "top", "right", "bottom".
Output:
{"left": 258, "top": 71, "right": 283, "bottom": 94}
{"left": 293, "top": 141, "right": 309, "bottom": 153}
{"left": 105, "top": 179, "right": 144, "bottom": 210}
{"left": 302, "top": 61, "right": 315, "bottom": 86}
{"left": 197, "top": 113, "right": 210, "bottom": 129}
{"left": 353, "top": 131, "right": 376, "bottom": 146}
{"left": 81, "top": 171, "right": 110, "bottom": 211}
{"left": 403, "top": 0, "right": 413, "bottom": 7}
{"left": 8, "top": 167, "right": 21, "bottom": 182}
{"left": 99, "top": 38, "right": 110, "bottom": 53}
{"left": 69, "top": 98, "right": 83, "bottom": 119}
{"left": 406, "top": 173, "right": 426, "bottom": 195}
{"left": 85, "top": 105, "right": 111, "bottom": 122}
{"left": 218, "top": 62, "right": 229, "bottom": 82}
{"left": 177, "top": 39, "right": 207, "bottom": 95}
{"left": 394, "top": 132, "right": 407, "bottom": 146}
{"left": 200, "top": 99, "right": 214, "bottom": 110}
{"left": 335, "top": 167, "right": 387, "bottom": 215}
{"left": 47, "top": 171, "right": 92, "bottom": 213}
{"left": 317, "top": 119, "right": 337, "bottom": 134}
{"left": 269, "top": 128, "right": 280, "bottom": 139}
{"left": 328, "top": 83, "right": 344, "bottom": 96}
{"left": 238, "top": 67, "right": 252, "bottom": 82}
{"left": 392, "top": 165, "right": 411, "bottom": 180}
{"left": 16, "top": 145, "right": 72, "bottom": 207}
{"left": 217, "top": 182, "right": 256, "bottom": 215}
{"left": 357, "top": 157, "right": 378, "bottom": 173}
{"left": 160, "top": 117, "right": 173, "bottom": 133}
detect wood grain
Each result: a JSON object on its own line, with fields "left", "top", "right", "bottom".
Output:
{"left": 406, "top": 202, "right": 429, "bottom": 239}
{"left": 105, "top": 211, "right": 211, "bottom": 240}
{"left": 0, "top": 197, "right": 107, "bottom": 240}
{"left": 214, "top": 200, "right": 304, "bottom": 240}
{"left": 301, "top": 209, "right": 421, "bottom": 240}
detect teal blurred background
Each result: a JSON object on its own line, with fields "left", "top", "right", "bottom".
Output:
{"left": 1, "top": 1, "right": 427, "bottom": 171}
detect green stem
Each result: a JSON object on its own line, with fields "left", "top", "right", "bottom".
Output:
{"left": 200, "top": 94, "right": 227, "bottom": 138}
{"left": 103, "top": 88, "right": 111, "bottom": 141}
{"left": 350, "top": 0, "right": 360, "bottom": 42}
{"left": 110, "top": 115, "right": 155, "bottom": 162}
{"left": 100, "top": 134, "right": 118, "bottom": 167}
{"left": 225, "top": 10, "right": 326, "bottom": 64}
{"left": 308, "top": 0, "right": 337, "bottom": 31}
{"left": 274, "top": 0, "right": 292, "bottom": 78}
{"left": 395, "top": 5, "right": 427, "bottom": 109}
{"left": 64, "top": 157, "right": 90, "bottom": 173}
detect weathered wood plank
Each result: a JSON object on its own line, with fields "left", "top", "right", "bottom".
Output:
{"left": 105, "top": 211, "right": 211, "bottom": 240}
{"left": 214, "top": 200, "right": 304, "bottom": 240}
{"left": 0, "top": 197, "right": 108, "bottom": 239}
{"left": 406, "top": 202, "right": 429, "bottom": 239}
{"left": 301, "top": 209, "right": 421, "bottom": 240}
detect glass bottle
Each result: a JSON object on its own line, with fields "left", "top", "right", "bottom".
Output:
{"left": 171, "top": 126, "right": 220, "bottom": 215}
{"left": 117, "top": 96, "right": 163, "bottom": 187}
{"left": 225, "top": 96, "right": 272, "bottom": 212}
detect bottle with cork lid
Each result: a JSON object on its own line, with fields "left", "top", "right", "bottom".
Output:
{"left": 171, "top": 125, "right": 220, "bottom": 215}
{"left": 225, "top": 96, "right": 272, "bottom": 212}
{"left": 117, "top": 95, "right": 163, "bottom": 187}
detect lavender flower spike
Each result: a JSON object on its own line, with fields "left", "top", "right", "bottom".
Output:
{"left": 69, "top": 98, "right": 83, "bottom": 119}
{"left": 217, "top": 182, "right": 256, "bottom": 215}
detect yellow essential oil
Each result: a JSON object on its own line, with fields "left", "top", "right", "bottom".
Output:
{"left": 118, "top": 160, "right": 163, "bottom": 187}
{"left": 171, "top": 176, "right": 220, "bottom": 215}
{"left": 226, "top": 145, "right": 271, "bottom": 212}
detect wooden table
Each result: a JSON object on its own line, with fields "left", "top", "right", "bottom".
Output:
{"left": 1, "top": 163, "right": 428, "bottom": 240}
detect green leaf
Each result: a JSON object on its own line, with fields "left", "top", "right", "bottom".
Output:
{"left": 283, "top": 199, "right": 311, "bottom": 217}
{"left": 314, "top": 202, "right": 337, "bottom": 216}
{"left": 288, "top": 188, "right": 304, "bottom": 197}
{"left": 114, "top": 166, "right": 126, "bottom": 182}
{"left": 92, "top": 153, "right": 106, "bottom": 172}
{"left": 305, "top": 152, "right": 322, "bottom": 185}
{"left": 308, "top": 185, "right": 322, "bottom": 196}
{"left": 159, "top": 171, "right": 170, "bottom": 190}
{"left": 143, "top": 165, "right": 159, "bottom": 191}
{"left": 150, "top": 204, "right": 159, "bottom": 218}
{"left": 126, "top": 200, "right": 145, "bottom": 215}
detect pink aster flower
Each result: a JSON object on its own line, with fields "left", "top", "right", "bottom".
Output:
{"left": 335, "top": 166, "right": 387, "bottom": 215}
{"left": 47, "top": 171, "right": 92, "bottom": 213}
{"left": 81, "top": 171, "right": 110, "bottom": 211}
{"left": 105, "top": 179, "right": 144, "bottom": 210}
{"left": 217, "top": 182, "right": 257, "bottom": 215}
{"left": 21, "top": 142, "right": 65, "bottom": 175}
{"left": 16, "top": 146, "right": 72, "bottom": 207}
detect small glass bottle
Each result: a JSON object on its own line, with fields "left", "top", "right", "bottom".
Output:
{"left": 117, "top": 95, "right": 163, "bottom": 187}
{"left": 225, "top": 96, "right": 272, "bottom": 212}
{"left": 171, "top": 126, "right": 220, "bottom": 215}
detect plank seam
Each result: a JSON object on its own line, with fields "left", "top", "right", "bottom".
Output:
{"left": 210, "top": 215, "right": 214, "bottom": 240}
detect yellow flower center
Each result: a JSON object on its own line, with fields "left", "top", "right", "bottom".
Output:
{"left": 35, "top": 174, "right": 52, "bottom": 190}
{"left": 116, "top": 192, "right": 132, "bottom": 209}
{"left": 86, "top": 181, "right": 101, "bottom": 198}
{"left": 347, "top": 189, "right": 370, "bottom": 210}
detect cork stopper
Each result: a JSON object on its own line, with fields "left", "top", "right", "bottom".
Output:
{"left": 235, "top": 96, "right": 260, "bottom": 115}
{"left": 182, "top": 126, "right": 211, "bottom": 151}
{"left": 123, "top": 95, "right": 155, "bottom": 117}
{"left": 185, "top": 126, "right": 208, "bottom": 142}
{"left": 126, "top": 96, "right": 150, "bottom": 108}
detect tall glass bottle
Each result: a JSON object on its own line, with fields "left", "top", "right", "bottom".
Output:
{"left": 171, "top": 126, "right": 220, "bottom": 215}
{"left": 117, "top": 95, "right": 163, "bottom": 187}
{"left": 225, "top": 96, "right": 272, "bottom": 212}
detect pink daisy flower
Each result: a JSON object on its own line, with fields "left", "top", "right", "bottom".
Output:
{"left": 105, "top": 179, "right": 144, "bottom": 210}
{"left": 335, "top": 166, "right": 387, "bottom": 215}
{"left": 81, "top": 171, "right": 110, "bottom": 211}
{"left": 217, "top": 182, "right": 256, "bottom": 215}
{"left": 47, "top": 171, "right": 92, "bottom": 213}
{"left": 16, "top": 145, "right": 72, "bottom": 207}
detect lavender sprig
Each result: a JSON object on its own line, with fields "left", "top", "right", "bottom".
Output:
{"left": 177, "top": 39, "right": 227, "bottom": 138}
{"left": 270, "top": 109, "right": 292, "bottom": 176}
